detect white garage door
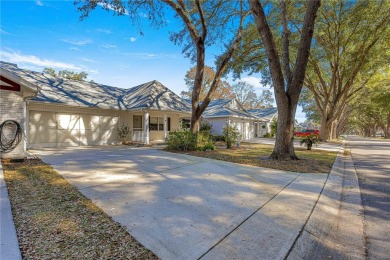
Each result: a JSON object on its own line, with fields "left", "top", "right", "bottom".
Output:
{"left": 29, "top": 111, "right": 118, "bottom": 148}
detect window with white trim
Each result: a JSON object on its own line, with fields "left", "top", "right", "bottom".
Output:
{"left": 149, "top": 117, "right": 170, "bottom": 131}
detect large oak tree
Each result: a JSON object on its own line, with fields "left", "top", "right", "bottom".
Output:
{"left": 248, "top": 0, "right": 321, "bottom": 159}
{"left": 76, "top": 0, "right": 246, "bottom": 133}
{"left": 304, "top": 0, "right": 390, "bottom": 140}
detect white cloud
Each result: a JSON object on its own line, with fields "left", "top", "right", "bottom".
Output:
{"left": 35, "top": 0, "right": 44, "bottom": 6}
{"left": 98, "top": 3, "right": 129, "bottom": 15}
{"left": 0, "top": 50, "right": 83, "bottom": 71}
{"left": 130, "top": 37, "right": 137, "bottom": 42}
{"left": 101, "top": 44, "right": 117, "bottom": 49}
{"left": 239, "top": 76, "right": 264, "bottom": 88}
{"left": 61, "top": 39, "right": 92, "bottom": 46}
{"left": 0, "top": 28, "right": 13, "bottom": 35}
{"left": 96, "top": 28, "right": 111, "bottom": 34}
{"left": 80, "top": 57, "right": 97, "bottom": 63}
{"left": 121, "top": 52, "right": 179, "bottom": 60}
{"left": 70, "top": 47, "right": 81, "bottom": 51}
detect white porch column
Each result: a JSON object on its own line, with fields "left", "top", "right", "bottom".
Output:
{"left": 163, "top": 114, "right": 168, "bottom": 139}
{"left": 23, "top": 101, "right": 28, "bottom": 152}
{"left": 144, "top": 111, "right": 149, "bottom": 144}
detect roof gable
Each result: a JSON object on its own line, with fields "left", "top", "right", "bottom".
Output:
{"left": 247, "top": 107, "right": 278, "bottom": 121}
{"left": 122, "top": 80, "right": 191, "bottom": 112}
{"left": 203, "top": 98, "right": 257, "bottom": 119}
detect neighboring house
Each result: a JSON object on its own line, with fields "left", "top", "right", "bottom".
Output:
{"left": 202, "top": 99, "right": 259, "bottom": 140}
{"left": 247, "top": 107, "right": 278, "bottom": 137}
{"left": 0, "top": 62, "right": 191, "bottom": 152}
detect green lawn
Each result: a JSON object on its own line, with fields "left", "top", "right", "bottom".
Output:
{"left": 178, "top": 143, "right": 338, "bottom": 173}
{"left": 2, "top": 159, "right": 157, "bottom": 259}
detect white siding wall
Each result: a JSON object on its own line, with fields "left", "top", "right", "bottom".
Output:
{"left": 0, "top": 90, "right": 25, "bottom": 158}
{"left": 205, "top": 118, "right": 227, "bottom": 136}
{"left": 28, "top": 104, "right": 188, "bottom": 147}
{"left": 206, "top": 118, "right": 255, "bottom": 140}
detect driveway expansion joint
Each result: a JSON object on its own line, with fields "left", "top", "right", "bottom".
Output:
{"left": 198, "top": 172, "right": 303, "bottom": 260}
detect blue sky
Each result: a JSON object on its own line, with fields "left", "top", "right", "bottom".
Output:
{"left": 1, "top": 0, "right": 306, "bottom": 121}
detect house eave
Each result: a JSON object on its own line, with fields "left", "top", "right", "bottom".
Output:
{"left": 0, "top": 68, "right": 39, "bottom": 96}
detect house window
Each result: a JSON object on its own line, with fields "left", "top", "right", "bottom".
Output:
{"left": 180, "top": 119, "right": 191, "bottom": 129}
{"left": 133, "top": 115, "right": 142, "bottom": 130}
{"left": 149, "top": 117, "right": 170, "bottom": 131}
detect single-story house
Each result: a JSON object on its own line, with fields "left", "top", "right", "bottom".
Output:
{"left": 202, "top": 99, "right": 259, "bottom": 140}
{"left": 247, "top": 107, "right": 278, "bottom": 137}
{"left": 0, "top": 61, "right": 191, "bottom": 158}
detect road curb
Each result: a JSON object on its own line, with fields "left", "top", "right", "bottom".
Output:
{"left": 0, "top": 162, "right": 22, "bottom": 260}
{"left": 287, "top": 141, "right": 366, "bottom": 259}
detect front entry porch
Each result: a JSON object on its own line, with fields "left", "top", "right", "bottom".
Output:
{"left": 129, "top": 110, "right": 190, "bottom": 145}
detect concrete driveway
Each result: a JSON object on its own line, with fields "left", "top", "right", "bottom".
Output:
{"left": 32, "top": 146, "right": 328, "bottom": 259}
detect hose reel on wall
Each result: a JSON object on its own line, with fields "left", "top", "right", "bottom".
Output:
{"left": 0, "top": 120, "right": 23, "bottom": 153}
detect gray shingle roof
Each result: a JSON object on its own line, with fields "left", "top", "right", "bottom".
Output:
{"left": 247, "top": 107, "right": 278, "bottom": 121}
{"left": 0, "top": 61, "right": 191, "bottom": 113}
{"left": 203, "top": 99, "right": 258, "bottom": 120}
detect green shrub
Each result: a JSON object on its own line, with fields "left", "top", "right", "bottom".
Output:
{"left": 196, "top": 143, "right": 215, "bottom": 151}
{"left": 203, "top": 143, "right": 215, "bottom": 150}
{"left": 200, "top": 121, "right": 212, "bottom": 131}
{"left": 211, "top": 135, "right": 225, "bottom": 142}
{"left": 263, "top": 133, "right": 271, "bottom": 138}
{"left": 197, "top": 130, "right": 214, "bottom": 151}
{"left": 117, "top": 122, "right": 131, "bottom": 144}
{"left": 299, "top": 134, "right": 319, "bottom": 150}
{"left": 166, "top": 129, "right": 196, "bottom": 151}
{"left": 223, "top": 125, "right": 240, "bottom": 149}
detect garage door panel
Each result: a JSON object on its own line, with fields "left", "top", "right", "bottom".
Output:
{"left": 79, "top": 114, "right": 91, "bottom": 130}
{"left": 79, "top": 114, "right": 101, "bottom": 130}
{"left": 80, "top": 129, "right": 100, "bottom": 146}
{"left": 99, "top": 128, "right": 118, "bottom": 145}
{"left": 57, "top": 129, "right": 80, "bottom": 146}
{"left": 56, "top": 114, "right": 80, "bottom": 130}
{"left": 29, "top": 111, "right": 57, "bottom": 130}
{"left": 29, "top": 129, "right": 57, "bottom": 144}
{"left": 100, "top": 116, "right": 118, "bottom": 129}
{"left": 29, "top": 110, "right": 119, "bottom": 148}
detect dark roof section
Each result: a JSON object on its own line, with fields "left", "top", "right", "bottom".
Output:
{"left": 203, "top": 99, "right": 258, "bottom": 120}
{"left": 247, "top": 107, "right": 278, "bottom": 121}
{"left": 0, "top": 61, "right": 191, "bottom": 113}
{"left": 122, "top": 81, "right": 191, "bottom": 112}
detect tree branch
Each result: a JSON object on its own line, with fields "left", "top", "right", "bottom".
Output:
{"left": 195, "top": 0, "right": 207, "bottom": 41}
{"left": 249, "top": 0, "right": 286, "bottom": 107}
{"left": 289, "top": 0, "right": 321, "bottom": 102}
{"left": 279, "top": 0, "right": 292, "bottom": 84}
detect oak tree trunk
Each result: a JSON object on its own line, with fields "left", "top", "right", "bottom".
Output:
{"left": 319, "top": 116, "right": 332, "bottom": 141}
{"left": 270, "top": 103, "right": 298, "bottom": 160}
{"left": 249, "top": 0, "right": 321, "bottom": 160}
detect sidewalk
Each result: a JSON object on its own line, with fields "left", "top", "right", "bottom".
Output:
{"left": 287, "top": 141, "right": 366, "bottom": 259}
{"left": 0, "top": 162, "right": 22, "bottom": 260}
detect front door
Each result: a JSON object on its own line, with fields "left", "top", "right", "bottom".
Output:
{"left": 132, "top": 115, "right": 143, "bottom": 142}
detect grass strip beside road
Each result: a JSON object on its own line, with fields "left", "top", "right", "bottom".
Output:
{"left": 2, "top": 159, "right": 157, "bottom": 260}
{"left": 177, "top": 143, "right": 337, "bottom": 173}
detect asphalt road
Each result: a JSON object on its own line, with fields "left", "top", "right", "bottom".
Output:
{"left": 348, "top": 136, "right": 390, "bottom": 259}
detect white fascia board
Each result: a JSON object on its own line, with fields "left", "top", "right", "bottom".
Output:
{"left": 0, "top": 68, "right": 39, "bottom": 94}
